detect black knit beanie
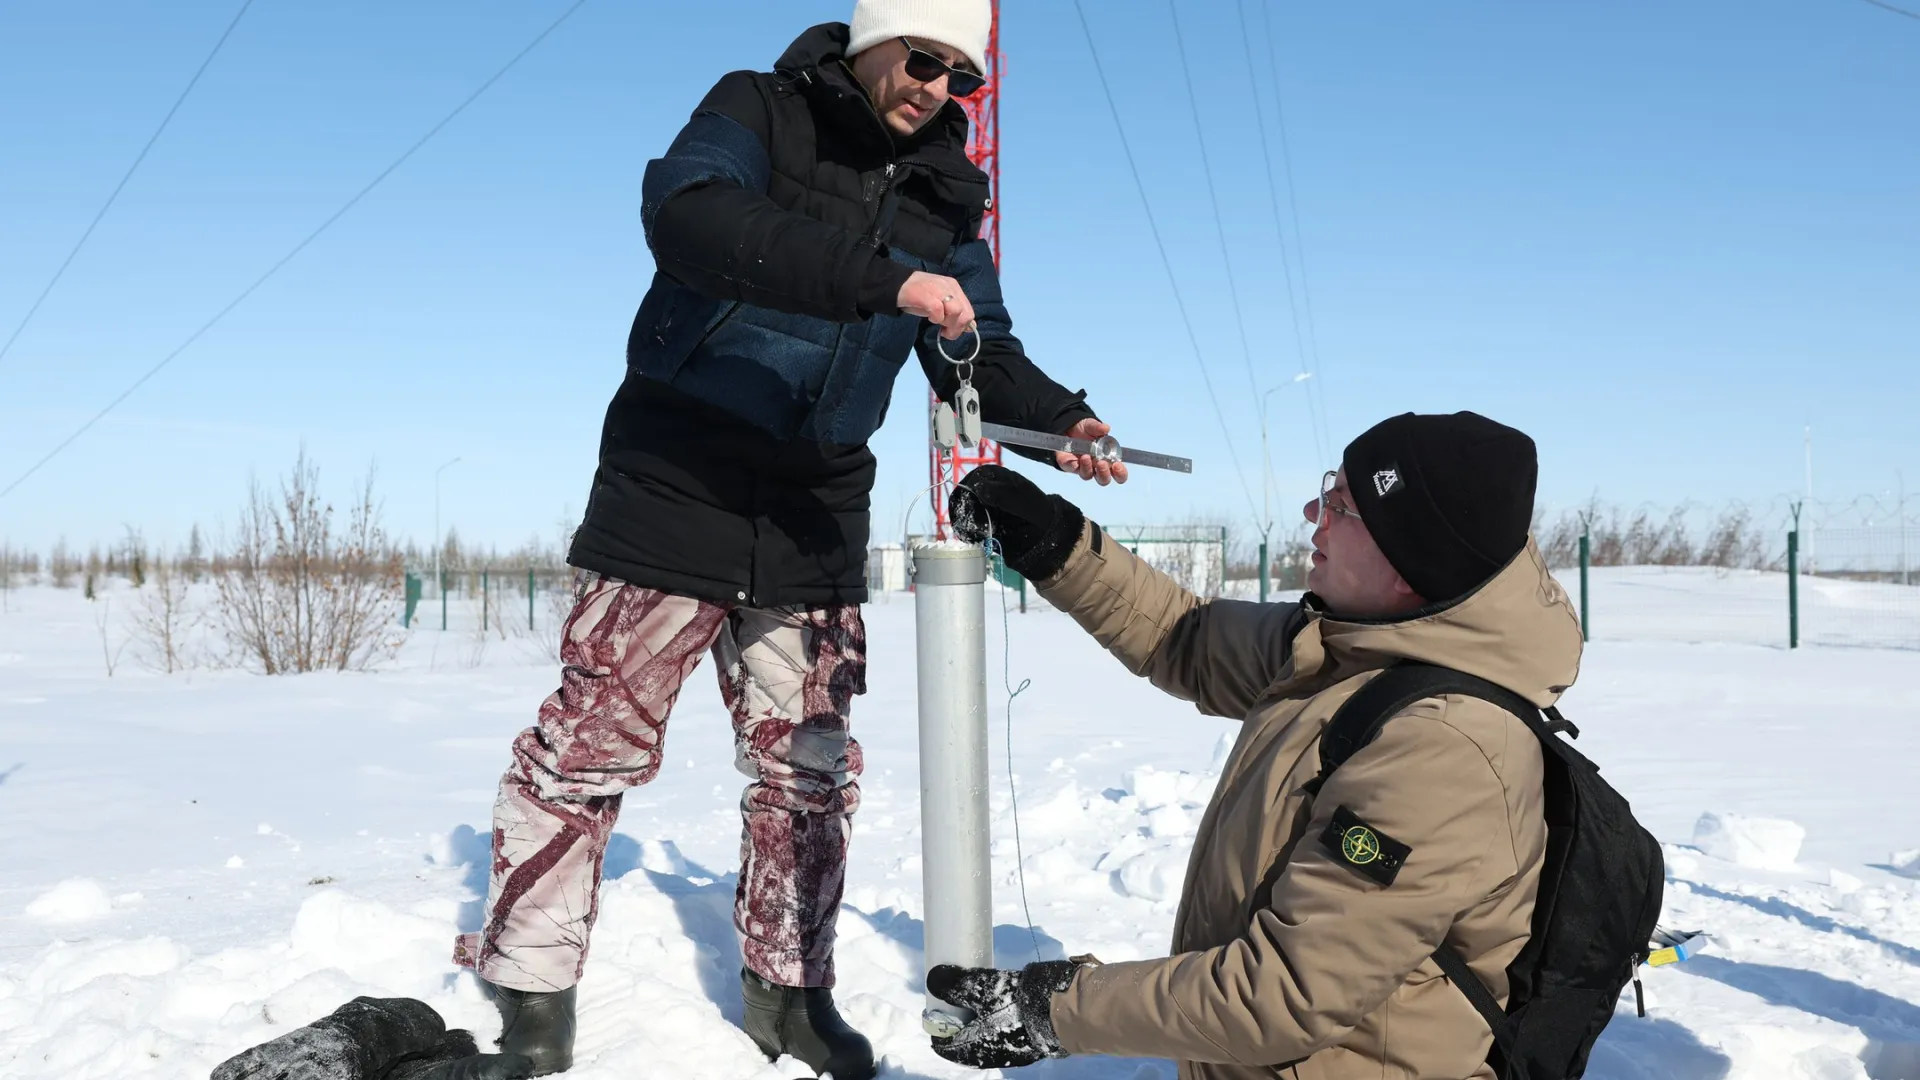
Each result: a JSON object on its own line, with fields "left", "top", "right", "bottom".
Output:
{"left": 1340, "top": 411, "right": 1537, "bottom": 603}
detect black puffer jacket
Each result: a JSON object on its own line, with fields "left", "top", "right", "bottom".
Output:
{"left": 569, "top": 23, "right": 1095, "bottom": 607}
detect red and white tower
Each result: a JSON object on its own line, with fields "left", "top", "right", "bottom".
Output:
{"left": 927, "top": 0, "right": 1003, "bottom": 539}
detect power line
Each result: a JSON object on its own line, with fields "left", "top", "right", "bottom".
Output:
{"left": 1235, "top": 0, "right": 1329, "bottom": 472}
{"left": 1259, "top": 0, "right": 1334, "bottom": 461}
{"left": 1069, "top": 0, "right": 1262, "bottom": 523}
{"left": 0, "top": 0, "right": 591, "bottom": 504}
{"left": 1165, "top": 1, "right": 1265, "bottom": 437}
{"left": 1858, "top": 0, "right": 1920, "bottom": 19}
{"left": 0, "top": 0, "right": 258, "bottom": 373}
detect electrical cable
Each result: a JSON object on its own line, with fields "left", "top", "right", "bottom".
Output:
{"left": 1234, "top": 0, "right": 1329, "bottom": 472}
{"left": 1069, "top": 0, "right": 1262, "bottom": 524}
{"left": 0, "top": 0, "right": 259, "bottom": 372}
{"left": 1858, "top": 0, "right": 1920, "bottom": 19}
{"left": 1166, "top": 0, "right": 1267, "bottom": 440}
{"left": 0, "top": 0, "right": 591, "bottom": 503}
{"left": 1259, "top": 0, "right": 1335, "bottom": 465}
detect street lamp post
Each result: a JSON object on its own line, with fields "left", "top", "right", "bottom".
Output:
{"left": 1257, "top": 374, "right": 1313, "bottom": 603}
{"left": 435, "top": 456, "right": 461, "bottom": 630}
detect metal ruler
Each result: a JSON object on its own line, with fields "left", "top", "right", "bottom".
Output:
{"left": 931, "top": 323, "right": 1194, "bottom": 474}
{"left": 978, "top": 422, "right": 1192, "bottom": 474}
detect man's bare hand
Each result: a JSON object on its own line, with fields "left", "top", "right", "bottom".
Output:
{"left": 897, "top": 271, "right": 976, "bottom": 340}
{"left": 1056, "top": 418, "right": 1130, "bottom": 486}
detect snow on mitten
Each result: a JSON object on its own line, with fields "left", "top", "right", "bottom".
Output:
{"left": 948, "top": 465, "right": 1085, "bottom": 580}
{"left": 211, "top": 996, "right": 447, "bottom": 1080}
{"left": 926, "top": 960, "right": 1079, "bottom": 1070}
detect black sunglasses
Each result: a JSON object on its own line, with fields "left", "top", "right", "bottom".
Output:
{"left": 900, "top": 38, "right": 986, "bottom": 98}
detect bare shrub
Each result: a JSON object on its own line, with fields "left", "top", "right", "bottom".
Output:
{"left": 95, "top": 598, "right": 128, "bottom": 677}
{"left": 1537, "top": 500, "right": 1778, "bottom": 571}
{"left": 130, "top": 555, "right": 194, "bottom": 673}
{"left": 211, "top": 451, "right": 405, "bottom": 674}
{"left": 50, "top": 539, "right": 78, "bottom": 588}
{"left": 1698, "top": 508, "right": 1769, "bottom": 570}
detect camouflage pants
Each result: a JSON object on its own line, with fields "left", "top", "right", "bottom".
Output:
{"left": 454, "top": 573, "right": 866, "bottom": 991}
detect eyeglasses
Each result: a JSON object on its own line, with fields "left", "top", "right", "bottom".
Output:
{"left": 1316, "top": 469, "right": 1363, "bottom": 524}
{"left": 900, "top": 38, "right": 986, "bottom": 98}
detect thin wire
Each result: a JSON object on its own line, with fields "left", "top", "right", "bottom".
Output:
{"left": 1165, "top": 0, "right": 1265, "bottom": 433}
{"left": 0, "top": 0, "right": 259, "bottom": 372}
{"left": 1260, "top": 0, "right": 1333, "bottom": 462}
{"left": 1858, "top": 0, "right": 1920, "bottom": 18}
{"left": 1234, "top": 0, "right": 1328, "bottom": 470}
{"left": 0, "top": 0, "right": 591, "bottom": 503}
{"left": 985, "top": 537, "right": 1043, "bottom": 963}
{"left": 1069, "top": 0, "right": 1261, "bottom": 523}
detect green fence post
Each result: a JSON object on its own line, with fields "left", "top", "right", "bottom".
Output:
{"left": 528, "top": 567, "right": 536, "bottom": 631}
{"left": 1258, "top": 538, "right": 1270, "bottom": 604}
{"left": 1788, "top": 502, "right": 1802, "bottom": 649}
{"left": 483, "top": 568, "right": 490, "bottom": 633}
{"left": 1578, "top": 527, "right": 1591, "bottom": 643}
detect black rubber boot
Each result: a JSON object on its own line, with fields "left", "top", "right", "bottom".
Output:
{"left": 491, "top": 983, "right": 576, "bottom": 1076}
{"left": 741, "top": 968, "right": 876, "bottom": 1080}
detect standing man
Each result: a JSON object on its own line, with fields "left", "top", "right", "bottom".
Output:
{"left": 932, "top": 413, "right": 1579, "bottom": 1079}
{"left": 453, "top": 4, "right": 1126, "bottom": 1078}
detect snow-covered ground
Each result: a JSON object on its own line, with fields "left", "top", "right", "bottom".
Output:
{"left": 2, "top": 567, "right": 1919, "bottom": 1079}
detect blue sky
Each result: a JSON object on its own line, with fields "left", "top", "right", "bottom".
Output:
{"left": 2, "top": 0, "right": 1915, "bottom": 555}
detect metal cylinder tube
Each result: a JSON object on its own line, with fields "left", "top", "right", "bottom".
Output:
{"left": 911, "top": 542, "right": 993, "bottom": 1036}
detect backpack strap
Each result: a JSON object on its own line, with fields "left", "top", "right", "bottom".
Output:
{"left": 1307, "top": 662, "right": 1552, "bottom": 789}
{"left": 1304, "top": 662, "right": 1543, "bottom": 1062}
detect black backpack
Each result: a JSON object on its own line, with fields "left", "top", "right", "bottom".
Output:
{"left": 1311, "top": 662, "right": 1665, "bottom": 1080}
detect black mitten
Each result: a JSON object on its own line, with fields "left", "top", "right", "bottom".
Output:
{"left": 926, "top": 960, "right": 1079, "bottom": 1070}
{"left": 211, "top": 996, "right": 448, "bottom": 1080}
{"left": 948, "top": 465, "right": 1086, "bottom": 581}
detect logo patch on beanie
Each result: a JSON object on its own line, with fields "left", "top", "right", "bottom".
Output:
{"left": 1372, "top": 468, "right": 1403, "bottom": 497}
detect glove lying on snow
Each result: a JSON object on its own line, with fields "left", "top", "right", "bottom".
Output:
{"left": 210, "top": 995, "right": 534, "bottom": 1080}
{"left": 926, "top": 960, "right": 1080, "bottom": 1070}
{"left": 947, "top": 465, "right": 1086, "bottom": 581}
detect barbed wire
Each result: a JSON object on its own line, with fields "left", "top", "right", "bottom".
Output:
{"left": 1535, "top": 493, "right": 1920, "bottom": 533}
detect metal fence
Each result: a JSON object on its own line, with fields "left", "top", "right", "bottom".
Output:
{"left": 1562, "top": 526, "right": 1920, "bottom": 652}
{"left": 402, "top": 566, "right": 574, "bottom": 631}
{"left": 1801, "top": 527, "right": 1920, "bottom": 650}
{"left": 1105, "top": 524, "right": 1229, "bottom": 599}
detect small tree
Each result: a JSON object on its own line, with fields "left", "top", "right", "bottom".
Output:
{"left": 50, "top": 539, "right": 77, "bottom": 588}
{"left": 211, "top": 450, "right": 405, "bottom": 674}
{"left": 130, "top": 553, "right": 193, "bottom": 673}
{"left": 124, "top": 526, "right": 147, "bottom": 588}
{"left": 186, "top": 523, "right": 207, "bottom": 583}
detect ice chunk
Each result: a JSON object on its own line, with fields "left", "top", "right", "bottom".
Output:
{"left": 1143, "top": 804, "right": 1192, "bottom": 839}
{"left": 1691, "top": 812, "right": 1804, "bottom": 871}
{"left": 23, "top": 878, "right": 113, "bottom": 924}
{"left": 1891, "top": 848, "right": 1920, "bottom": 879}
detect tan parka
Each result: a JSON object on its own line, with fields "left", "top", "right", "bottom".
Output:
{"left": 1038, "top": 522, "right": 1584, "bottom": 1079}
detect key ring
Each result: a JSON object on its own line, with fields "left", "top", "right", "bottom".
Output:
{"left": 935, "top": 319, "right": 982, "bottom": 368}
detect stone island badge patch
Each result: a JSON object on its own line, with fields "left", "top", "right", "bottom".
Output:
{"left": 1320, "top": 805, "right": 1411, "bottom": 887}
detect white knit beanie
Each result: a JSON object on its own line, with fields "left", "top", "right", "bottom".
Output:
{"left": 846, "top": 0, "right": 992, "bottom": 76}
